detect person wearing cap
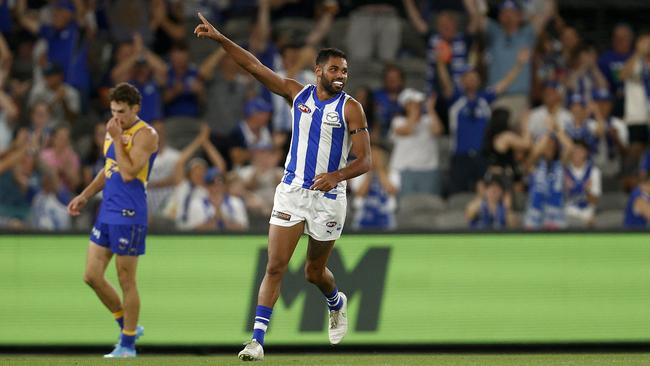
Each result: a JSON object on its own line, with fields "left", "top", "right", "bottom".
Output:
{"left": 206, "top": 168, "right": 249, "bottom": 231}
{"left": 564, "top": 93, "right": 605, "bottom": 154}
{"left": 466, "top": 173, "right": 514, "bottom": 229}
{"left": 438, "top": 45, "right": 530, "bottom": 193}
{"left": 27, "top": 62, "right": 80, "bottom": 127}
{"left": 466, "top": 0, "right": 556, "bottom": 123}
{"left": 163, "top": 124, "right": 227, "bottom": 231}
{"left": 565, "top": 139, "right": 601, "bottom": 228}
{"left": 592, "top": 88, "right": 628, "bottom": 178}
{"left": 229, "top": 97, "right": 274, "bottom": 168}
{"left": 388, "top": 88, "right": 443, "bottom": 197}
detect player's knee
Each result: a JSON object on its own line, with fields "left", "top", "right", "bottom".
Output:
{"left": 265, "top": 261, "right": 288, "bottom": 278}
{"left": 83, "top": 272, "right": 99, "bottom": 288}
{"left": 116, "top": 271, "right": 136, "bottom": 290}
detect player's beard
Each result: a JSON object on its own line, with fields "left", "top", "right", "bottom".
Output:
{"left": 320, "top": 74, "right": 344, "bottom": 95}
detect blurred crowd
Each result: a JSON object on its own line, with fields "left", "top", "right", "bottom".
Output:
{"left": 1, "top": 0, "right": 650, "bottom": 232}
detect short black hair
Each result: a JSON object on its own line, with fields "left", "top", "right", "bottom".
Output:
{"left": 316, "top": 48, "right": 347, "bottom": 66}
{"left": 109, "top": 82, "right": 142, "bottom": 106}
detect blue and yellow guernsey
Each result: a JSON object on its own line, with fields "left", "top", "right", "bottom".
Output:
{"left": 97, "top": 120, "right": 157, "bottom": 225}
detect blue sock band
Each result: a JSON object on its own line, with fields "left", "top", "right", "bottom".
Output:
{"left": 116, "top": 317, "right": 124, "bottom": 330}
{"left": 120, "top": 332, "right": 136, "bottom": 349}
{"left": 324, "top": 288, "right": 342, "bottom": 311}
{"left": 252, "top": 305, "right": 273, "bottom": 346}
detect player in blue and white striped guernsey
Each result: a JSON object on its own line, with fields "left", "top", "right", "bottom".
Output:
{"left": 194, "top": 13, "right": 372, "bottom": 362}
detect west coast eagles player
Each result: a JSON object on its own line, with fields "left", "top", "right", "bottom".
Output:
{"left": 68, "top": 82, "right": 158, "bottom": 358}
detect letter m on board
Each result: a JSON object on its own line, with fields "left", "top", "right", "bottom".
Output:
{"left": 246, "top": 247, "right": 391, "bottom": 332}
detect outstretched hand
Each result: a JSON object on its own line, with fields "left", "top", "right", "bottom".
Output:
{"left": 194, "top": 12, "right": 223, "bottom": 42}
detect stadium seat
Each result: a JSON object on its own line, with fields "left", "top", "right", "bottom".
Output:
{"left": 432, "top": 210, "right": 467, "bottom": 230}
{"left": 594, "top": 210, "right": 625, "bottom": 229}
{"left": 396, "top": 194, "right": 446, "bottom": 230}
{"left": 597, "top": 192, "right": 628, "bottom": 211}
{"left": 447, "top": 192, "right": 477, "bottom": 210}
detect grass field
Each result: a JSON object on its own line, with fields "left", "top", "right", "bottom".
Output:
{"left": 3, "top": 354, "right": 650, "bottom": 366}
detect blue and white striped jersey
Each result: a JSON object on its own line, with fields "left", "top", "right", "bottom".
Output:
{"left": 282, "top": 84, "right": 352, "bottom": 197}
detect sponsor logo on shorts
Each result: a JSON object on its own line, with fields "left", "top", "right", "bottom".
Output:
{"left": 121, "top": 209, "right": 136, "bottom": 217}
{"left": 298, "top": 104, "right": 311, "bottom": 114}
{"left": 118, "top": 237, "right": 129, "bottom": 250}
{"left": 326, "top": 221, "right": 337, "bottom": 228}
{"left": 272, "top": 210, "right": 291, "bottom": 221}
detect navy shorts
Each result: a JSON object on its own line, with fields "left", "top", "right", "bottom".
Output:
{"left": 90, "top": 222, "right": 147, "bottom": 256}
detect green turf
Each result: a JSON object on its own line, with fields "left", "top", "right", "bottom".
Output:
{"left": 2, "top": 354, "right": 650, "bottom": 366}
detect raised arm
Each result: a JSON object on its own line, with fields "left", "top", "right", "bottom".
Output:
{"left": 436, "top": 58, "right": 455, "bottom": 100}
{"left": 304, "top": 1, "right": 338, "bottom": 47}
{"left": 402, "top": 0, "right": 428, "bottom": 35}
{"left": 202, "top": 138, "right": 227, "bottom": 174}
{"left": 198, "top": 46, "right": 226, "bottom": 81}
{"left": 16, "top": 0, "right": 40, "bottom": 34}
{"left": 464, "top": 0, "right": 488, "bottom": 34}
{"left": 530, "top": 0, "right": 556, "bottom": 35}
{"left": 194, "top": 12, "right": 304, "bottom": 103}
{"left": 310, "top": 98, "right": 372, "bottom": 191}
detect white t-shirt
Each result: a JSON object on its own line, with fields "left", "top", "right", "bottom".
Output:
{"left": 594, "top": 116, "right": 628, "bottom": 176}
{"left": 147, "top": 146, "right": 181, "bottom": 213}
{"left": 527, "top": 105, "right": 573, "bottom": 141}
{"left": 389, "top": 115, "right": 439, "bottom": 171}
{"left": 624, "top": 58, "right": 650, "bottom": 125}
{"left": 219, "top": 194, "right": 249, "bottom": 230}
{"left": 165, "top": 181, "right": 212, "bottom": 231}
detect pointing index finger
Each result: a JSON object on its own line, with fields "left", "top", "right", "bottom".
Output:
{"left": 198, "top": 12, "right": 209, "bottom": 26}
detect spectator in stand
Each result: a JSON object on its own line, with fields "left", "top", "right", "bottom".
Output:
{"left": 149, "top": 0, "right": 186, "bottom": 56}
{"left": 25, "top": 101, "right": 52, "bottom": 151}
{"left": 592, "top": 88, "right": 628, "bottom": 179}
{"left": 146, "top": 121, "right": 181, "bottom": 220}
{"left": 236, "top": 145, "right": 284, "bottom": 216}
{"left": 483, "top": 107, "right": 531, "bottom": 192}
{"left": 27, "top": 63, "right": 80, "bottom": 127}
{"left": 599, "top": 23, "right": 634, "bottom": 118}
{"left": 29, "top": 168, "right": 72, "bottom": 230}
{"left": 353, "top": 86, "right": 380, "bottom": 143}
{"left": 163, "top": 42, "right": 204, "bottom": 118}
{"left": 107, "top": 0, "right": 152, "bottom": 44}
{"left": 17, "top": 0, "right": 95, "bottom": 99}
{"left": 39, "top": 125, "right": 80, "bottom": 193}
{"left": 466, "top": 0, "right": 555, "bottom": 123}
{"left": 623, "top": 174, "right": 650, "bottom": 229}
{"left": 388, "top": 89, "right": 443, "bottom": 197}
{"left": 81, "top": 123, "right": 106, "bottom": 188}
{"left": 439, "top": 47, "right": 530, "bottom": 193}
{"left": 559, "top": 25, "right": 581, "bottom": 72}
{"left": 531, "top": 32, "right": 563, "bottom": 105}
{"left": 111, "top": 34, "right": 167, "bottom": 124}
{"left": 527, "top": 81, "right": 572, "bottom": 141}
{"left": 620, "top": 32, "right": 650, "bottom": 191}
{"left": 566, "top": 42, "right": 609, "bottom": 104}
{"left": 0, "top": 75, "right": 18, "bottom": 154}
{"left": 229, "top": 97, "right": 274, "bottom": 168}
{"left": 374, "top": 64, "right": 405, "bottom": 138}
{"left": 403, "top": 0, "right": 476, "bottom": 93}
{"left": 524, "top": 124, "right": 574, "bottom": 230}
{"left": 345, "top": 0, "right": 402, "bottom": 63}
{"left": 351, "top": 144, "right": 399, "bottom": 231}
{"left": 0, "top": 129, "right": 39, "bottom": 229}
{"left": 163, "top": 124, "right": 227, "bottom": 231}
{"left": 466, "top": 174, "right": 514, "bottom": 229}
{"left": 206, "top": 169, "right": 249, "bottom": 231}
{"left": 564, "top": 95, "right": 605, "bottom": 155}
{"left": 565, "top": 139, "right": 601, "bottom": 228}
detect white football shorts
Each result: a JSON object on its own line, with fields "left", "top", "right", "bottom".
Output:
{"left": 269, "top": 183, "right": 346, "bottom": 241}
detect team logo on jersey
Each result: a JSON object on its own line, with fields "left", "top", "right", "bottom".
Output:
{"left": 121, "top": 134, "right": 131, "bottom": 145}
{"left": 323, "top": 112, "right": 341, "bottom": 128}
{"left": 298, "top": 103, "right": 311, "bottom": 114}
{"left": 121, "top": 209, "right": 136, "bottom": 217}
